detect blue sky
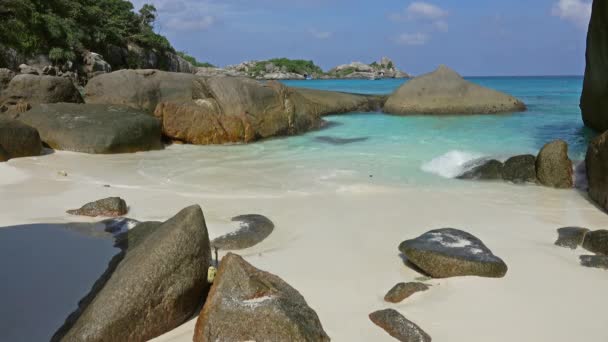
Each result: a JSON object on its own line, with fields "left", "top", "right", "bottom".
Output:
{"left": 130, "top": 0, "right": 591, "bottom": 76}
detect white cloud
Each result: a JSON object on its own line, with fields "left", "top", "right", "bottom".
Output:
{"left": 395, "top": 32, "right": 429, "bottom": 45}
{"left": 166, "top": 15, "right": 216, "bottom": 31}
{"left": 552, "top": 0, "right": 592, "bottom": 28}
{"left": 406, "top": 2, "right": 448, "bottom": 20}
{"left": 309, "top": 29, "right": 332, "bottom": 39}
{"left": 433, "top": 20, "right": 449, "bottom": 32}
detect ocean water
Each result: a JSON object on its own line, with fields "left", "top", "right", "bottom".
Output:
{"left": 137, "top": 76, "right": 592, "bottom": 191}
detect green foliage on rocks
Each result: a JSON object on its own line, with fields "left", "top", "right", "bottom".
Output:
{"left": 0, "top": 0, "right": 174, "bottom": 66}
{"left": 249, "top": 58, "right": 324, "bottom": 77}
{"left": 176, "top": 52, "right": 215, "bottom": 68}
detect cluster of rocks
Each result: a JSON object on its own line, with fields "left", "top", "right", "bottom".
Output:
{"left": 327, "top": 57, "right": 410, "bottom": 79}
{"left": 555, "top": 227, "right": 608, "bottom": 270}
{"left": 370, "top": 228, "right": 508, "bottom": 341}
{"left": 52, "top": 204, "right": 328, "bottom": 341}
{"left": 458, "top": 140, "right": 574, "bottom": 189}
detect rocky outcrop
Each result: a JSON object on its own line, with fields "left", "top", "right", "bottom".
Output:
{"left": 211, "top": 214, "right": 275, "bottom": 250}
{"left": 586, "top": 131, "right": 608, "bottom": 211}
{"left": 369, "top": 309, "right": 431, "bottom": 342}
{"left": 67, "top": 197, "right": 128, "bottom": 217}
{"left": 53, "top": 205, "right": 212, "bottom": 342}
{"left": 555, "top": 227, "right": 590, "bottom": 249}
{"left": 0, "top": 117, "right": 42, "bottom": 161}
{"left": 399, "top": 228, "right": 508, "bottom": 278}
{"left": 328, "top": 57, "right": 410, "bottom": 79}
{"left": 0, "top": 74, "right": 83, "bottom": 114}
{"left": 580, "top": 0, "right": 608, "bottom": 132}
{"left": 0, "top": 68, "right": 15, "bottom": 90}
{"left": 85, "top": 69, "right": 386, "bottom": 144}
{"left": 384, "top": 282, "right": 429, "bottom": 303}
{"left": 16, "top": 103, "right": 163, "bottom": 154}
{"left": 193, "top": 253, "right": 329, "bottom": 342}
{"left": 195, "top": 67, "right": 246, "bottom": 78}
{"left": 384, "top": 65, "right": 526, "bottom": 115}
{"left": 82, "top": 51, "right": 111, "bottom": 79}
{"left": 502, "top": 155, "right": 537, "bottom": 184}
{"left": 536, "top": 140, "right": 573, "bottom": 188}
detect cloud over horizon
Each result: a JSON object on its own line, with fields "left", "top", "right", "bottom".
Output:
{"left": 552, "top": 0, "right": 592, "bottom": 28}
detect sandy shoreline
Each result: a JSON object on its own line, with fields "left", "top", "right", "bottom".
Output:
{"left": 2, "top": 151, "right": 608, "bottom": 341}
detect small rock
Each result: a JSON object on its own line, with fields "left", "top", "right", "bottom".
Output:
{"left": 314, "top": 136, "right": 369, "bottom": 145}
{"left": 580, "top": 255, "right": 608, "bottom": 270}
{"left": 66, "top": 197, "right": 128, "bottom": 217}
{"left": 555, "top": 227, "right": 590, "bottom": 249}
{"left": 536, "top": 140, "right": 574, "bottom": 188}
{"left": 211, "top": 214, "right": 274, "bottom": 250}
{"left": 582, "top": 230, "right": 608, "bottom": 255}
{"left": 502, "top": 154, "right": 537, "bottom": 184}
{"left": 399, "top": 228, "right": 508, "bottom": 278}
{"left": 384, "top": 282, "right": 429, "bottom": 303}
{"left": 458, "top": 159, "right": 504, "bottom": 180}
{"left": 57, "top": 171, "right": 68, "bottom": 177}
{"left": 19, "top": 64, "right": 39, "bottom": 75}
{"left": 369, "top": 309, "right": 431, "bottom": 342}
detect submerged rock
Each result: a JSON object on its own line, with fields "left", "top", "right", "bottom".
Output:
{"left": 0, "top": 117, "right": 42, "bottom": 161}
{"left": 536, "top": 140, "right": 573, "bottom": 188}
{"left": 586, "top": 131, "right": 608, "bottom": 211}
{"left": 502, "top": 154, "right": 537, "bottom": 184}
{"left": 67, "top": 197, "right": 128, "bottom": 217}
{"left": 457, "top": 159, "right": 504, "bottom": 180}
{"left": 580, "top": 255, "right": 608, "bottom": 270}
{"left": 581, "top": 0, "right": 608, "bottom": 132}
{"left": 193, "top": 253, "right": 329, "bottom": 342}
{"left": 369, "top": 309, "right": 431, "bottom": 342}
{"left": 384, "top": 282, "right": 430, "bottom": 303}
{"left": 54, "top": 205, "right": 211, "bottom": 342}
{"left": 314, "top": 136, "right": 369, "bottom": 145}
{"left": 582, "top": 229, "right": 608, "bottom": 255}
{"left": 384, "top": 65, "right": 525, "bottom": 115}
{"left": 17, "top": 103, "right": 163, "bottom": 154}
{"left": 211, "top": 214, "right": 275, "bottom": 250}
{"left": 555, "top": 227, "right": 590, "bottom": 249}
{"left": 399, "top": 228, "right": 508, "bottom": 278}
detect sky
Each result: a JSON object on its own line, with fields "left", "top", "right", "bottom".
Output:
{"left": 130, "top": 0, "right": 592, "bottom": 76}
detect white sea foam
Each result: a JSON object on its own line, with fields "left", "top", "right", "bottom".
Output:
{"left": 421, "top": 150, "right": 484, "bottom": 178}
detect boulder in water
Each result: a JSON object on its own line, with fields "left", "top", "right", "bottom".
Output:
{"left": 536, "top": 140, "right": 573, "bottom": 188}
{"left": 384, "top": 65, "right": 526, "bottom": 115}
{"left": 399, "top": 228, "right": 508, "bottom": 278}
{"left": 457, "top": 159, "right": 504, "bottom": 180}
{"left": 502, "top": 154, "right": 537, "bottom": 184}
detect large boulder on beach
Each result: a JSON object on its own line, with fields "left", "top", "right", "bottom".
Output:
{"left": 384, "top": 65, "right": 526, "bottom": 115}
{"left": 0, "top": 74, "right": 82, "bottom": 114}
{"left": 16, "top": 103, "right": 162, "bottom": 154}
{"left": 211, "top": 214, "right": 275, "bottom": 250}
{"left": 502, "top": 154, "right": 537, "bottom": 184}
{"left": 586, "top": 131, "right": 608, "bottom": 211}
{"left": 555, "top": 227, "right": 590, "bottom": 249}
{"left": 193, "top": 253, "right": 329, "bottom": 342}
{"left": 581, "top": 0, "right": 608, "bottom": 132}
{"left": 53, "top": 205, "right": 212, "bottom": 342}
{"left": 84, "top": 69, "right": 197, "bottom": 112}
{"left": 0, "top": 117, "right": 42, "bottom": 161}
{"left": 291, "top": 87, "right": 386, "bottom": 116}
{"left": 369, "top": 309, "right": 431, "bottom": 342}
{"left": 536, "top": 140, "right": 573, "bottom": 188}
{"left": 399, "top": 228, "right": 508, "bottom": 278}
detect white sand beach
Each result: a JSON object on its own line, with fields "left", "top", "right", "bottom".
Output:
{"left": 1, "top": 148, "right": 607, "bottom": 342}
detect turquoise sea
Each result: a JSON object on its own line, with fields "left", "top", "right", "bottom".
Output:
{"left": 137, "top": 76, "right": 592, "bottom": 190}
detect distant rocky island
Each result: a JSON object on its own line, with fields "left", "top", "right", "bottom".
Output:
{"left": 196, "top": 57, "right": 410, "bottom": 80}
